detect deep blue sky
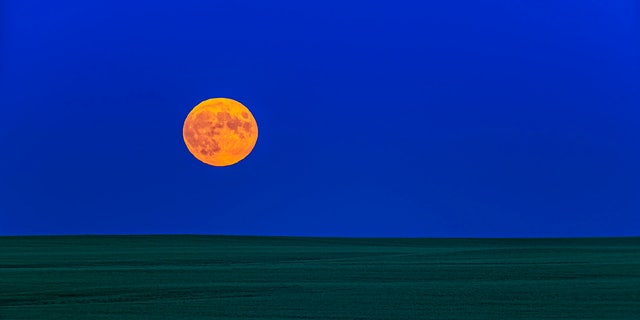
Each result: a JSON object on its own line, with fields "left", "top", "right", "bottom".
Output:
{"left": 1, "top": 0, "right": 638, "bottom": 237}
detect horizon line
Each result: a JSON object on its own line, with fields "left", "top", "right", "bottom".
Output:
{"left": 1, "top": 233, "right": 638, "bottom": 240}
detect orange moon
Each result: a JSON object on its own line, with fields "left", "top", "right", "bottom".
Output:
{"left": 182, "top": 98, "right": 258, "bottom": 166}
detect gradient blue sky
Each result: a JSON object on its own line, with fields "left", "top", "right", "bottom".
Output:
{"left": 1, "top": 0, "right": 638, "bottom": 237}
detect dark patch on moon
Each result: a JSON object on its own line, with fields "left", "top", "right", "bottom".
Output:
{"left": 242, "top": 121, "right": 253, "bottom": 133}
{"left": 226, "top": 118, "right": 241, "bottom": 131}
{"left": 215, "top": 110, "right": 246, "bottom": 133}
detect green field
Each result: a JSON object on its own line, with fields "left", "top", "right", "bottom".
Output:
{"left": 1, "top": 236, "right": 639, "bottom": 319}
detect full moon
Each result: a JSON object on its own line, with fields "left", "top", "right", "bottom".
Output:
{"left": 182, "top": 98, "right": 258, "bottom": 167}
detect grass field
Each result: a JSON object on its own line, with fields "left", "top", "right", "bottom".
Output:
{"left": 1, "top": 236, "right": 639, "bottom": 319}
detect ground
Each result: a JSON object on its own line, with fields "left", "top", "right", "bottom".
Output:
{"left": 1, "top": 235, "right": 639, "bottom": 319}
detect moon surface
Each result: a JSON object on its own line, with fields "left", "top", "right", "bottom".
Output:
{"left": 183, "top": 98, "right": 258, "bottom": 166}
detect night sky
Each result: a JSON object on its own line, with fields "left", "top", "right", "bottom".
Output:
{"left": 1, "top": 0, "right": 638, "bottom": 237}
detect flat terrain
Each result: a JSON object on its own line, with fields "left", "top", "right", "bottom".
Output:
{"left": 1, "top": 236, "right": 639, "bottom": 319}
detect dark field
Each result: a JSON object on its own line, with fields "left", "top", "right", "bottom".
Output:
{"left": 1, "top": 236, "right": 639, "bottom": 319}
